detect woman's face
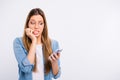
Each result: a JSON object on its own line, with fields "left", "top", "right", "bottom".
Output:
{"left": 28, "top": 15, "right": 44, "bottom": 37}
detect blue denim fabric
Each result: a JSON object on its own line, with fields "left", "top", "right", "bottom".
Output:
{"left": 13, "top": 37, "right": 61, "bottom": 80}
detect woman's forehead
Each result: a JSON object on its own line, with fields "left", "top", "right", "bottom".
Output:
{"left": 30, "top": 15, "right": 43, "bottom": 21}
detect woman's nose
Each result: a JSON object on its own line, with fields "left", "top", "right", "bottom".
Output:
{"left": 35, "top": 24, "right": 39, "bottom": 28}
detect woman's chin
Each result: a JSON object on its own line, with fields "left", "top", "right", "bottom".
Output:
{"left": 34, "top": 34, "right": 40, "bottom": 37}
{"left": 33, "top": 32, "right": 41, "bottom": 37}
{"left": 34, "top": 35, "right": 39, "bottom": 37}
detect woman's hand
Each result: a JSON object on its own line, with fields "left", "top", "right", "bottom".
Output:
{"left": 48, "top": 52, "right": 60, "bottom": 75}
{"left": 25, "top": 28, "right": 36, "bottom": 64}
{"left": 48, "top": 52, "right": 60, "bottom": 64}
{"left": 25, "top": 28, "right": 36, "bottom": 42}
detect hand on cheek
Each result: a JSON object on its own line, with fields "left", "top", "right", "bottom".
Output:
{"left": 25, "top": 28, "right": 36, "bottom": 42}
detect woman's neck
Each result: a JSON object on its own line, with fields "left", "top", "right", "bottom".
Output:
{"left": 36, "top": 36, "right": 42, "bottom": 45}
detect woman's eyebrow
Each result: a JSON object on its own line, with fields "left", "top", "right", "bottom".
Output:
{"left": 39, "top": 21, "right": 43, "bottom": 22}
{"left": 29, "top": 19, "right": 35, "bottom": 21}
{"left": 38, "top": 21, "right": 44, "bottom": 22}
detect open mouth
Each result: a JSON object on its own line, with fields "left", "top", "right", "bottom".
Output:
{"left": 33, "top": 30, "right": 39, "bottom": 35}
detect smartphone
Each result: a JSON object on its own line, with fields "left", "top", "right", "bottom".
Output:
{"left": 55, "top": 49, "right": 63, "bottom": 54}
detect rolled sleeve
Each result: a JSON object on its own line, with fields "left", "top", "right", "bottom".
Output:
{"left": 13, "top": 37, "right": 34, "bottom": 73}
{"left": 52, "top": 67, "right": 61, "bottom": 79}
{"left": 20, "top": 57, "right": 34, "bottom": 73}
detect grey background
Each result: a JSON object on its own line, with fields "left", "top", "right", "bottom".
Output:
{"left": 0, "top": 0, "right": 120, "bottom": 80}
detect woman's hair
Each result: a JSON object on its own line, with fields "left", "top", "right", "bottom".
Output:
{"left": 22, "top": 8, "right": 52, "bottom": 74}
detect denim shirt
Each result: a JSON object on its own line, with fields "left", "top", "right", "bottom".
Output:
{"left": 13, "top": 37, "right": 61, "bottom": 80}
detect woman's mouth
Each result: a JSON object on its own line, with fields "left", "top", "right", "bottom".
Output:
{"left": 33, "top": 30, "right": 39, "bottom": 35}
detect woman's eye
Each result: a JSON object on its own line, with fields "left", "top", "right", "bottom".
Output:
{"left": 30, "top": 22, "right": 35, "bottom": 25}
{"left": 39, "top": 23, "right": 43, "bottom": 25}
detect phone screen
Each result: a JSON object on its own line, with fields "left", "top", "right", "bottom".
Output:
{"left": 55, "top": 49, "right": 63, "bottom": 53}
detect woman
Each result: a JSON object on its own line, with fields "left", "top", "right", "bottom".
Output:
{"left": 13, "top": 8, "right": 61, "bottom": 80}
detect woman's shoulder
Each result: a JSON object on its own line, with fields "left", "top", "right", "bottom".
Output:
{"left": 13, "top": 37, "right": 22, "bottom": 42}
{"left": 51, "top": 39, "right": 59, "bottom": 51}
{"left": 51, "top": 39, "right": 59, "bottom": 45}
{"left": 13, "top": 37, "right": 23, "bottom": 45}
{"left": 14, "top": 37, "right": 22, "bottom": 40}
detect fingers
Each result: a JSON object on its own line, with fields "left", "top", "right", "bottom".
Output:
{"left": 48, "top": 53, "right": 60, "bottom": 63}
{"left": 25, "top": 28, "right": 35, "bottom": 37}
{"left": 57, "top": 53, "right": 60, "bottom": 57}
{"left": 30, "top": 29, "right": 33, "bottom": 34}
{"left": 25, "top": 28, "right": 33, "bottom": 34}
{"left": 25, "top": 28, "right": 36, "bottom": 41}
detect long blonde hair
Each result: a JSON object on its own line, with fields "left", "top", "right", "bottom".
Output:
{"left": 22, "top": 8, "right": 52, "bottom": 74}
